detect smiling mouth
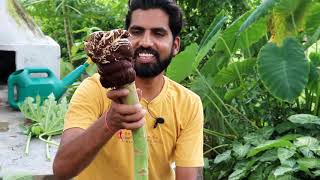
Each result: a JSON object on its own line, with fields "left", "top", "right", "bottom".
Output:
{"left": 136, "top": 53, "right": 156, "bottom": 63}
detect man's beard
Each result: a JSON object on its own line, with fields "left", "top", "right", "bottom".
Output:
{"left": 133, "top": 47, "right": 173, "bottom": 78}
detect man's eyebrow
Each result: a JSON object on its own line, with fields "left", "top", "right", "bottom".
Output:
{"left": 129, "top": 25, "right": 144, "bottom": 30}
{"left": 129, "top": 26, "right": 168, "bottom": 33}
{"left": 151, "top": 27, "right": 168, "bottom": 33}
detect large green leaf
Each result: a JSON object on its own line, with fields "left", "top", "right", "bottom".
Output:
{"left": 288, "top": 114, "right": 320, "bottom": 125}
{"left": 305, "top": 2, "right": 320, "bottom": 36}
{"left": 273, "top": 0, "right": 300, "bottom": 15}
{"left": 192, "top": 14, "right": 227, "bottom": 69}
{"left": 304, "top": 26, "right": 320, "bottom": 49}
{"left": 297, "top": 158, "right": 320, "bottom": 170}
{"left": 224, "top": 86, "right": 244, "bottom": 102}
{"left": 199, "top": 11, "right": 226, "bottom": 48}
{"left": 294, "top": 136, "right": 319, "bottom": 148}
{"left": 212, "top": 59, "right": 256, "bottom": 87}
{"left": 278, "top": 148, "right": 296, "bottom": 163}
{"left": 214, "top": 150, "right": 231, "bottom": 164}
{"left": 200, "top": 51, "right": 229, "bottom": 77}
{"left": 215, "top": 10, "right": 267, "bottom": 55}
{"left": 166, "top": 43, "right": 198, "bottom": 82}
{"left": 247, "top": 139, "right": 293, "bottom": 157}
{"left": 273, "top": 166, "right": 295, "bottom": 177}
{"left": 238, "top": 0, "right": 279, "bottom": 34}
{"left": 233, "top": 142, "right": 251, "bottom": 159}
{"left": 193, "top": 30, "right": 221, "bottom": 69}
{"left": 259, "top": 149, "right": 278, "bottom": 162}
{"left": 257, "top": 37, "right": 309, "bottom": 102}
{"left": 307, "top": 53, "right": 320, "bottom": 90}
{"left": 228, "top": 169, "right": 247, "bottom": 180}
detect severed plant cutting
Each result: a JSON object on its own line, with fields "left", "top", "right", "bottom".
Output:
{"left": 84, "top": 29, "right": 149, "bottom": 180}
{"left": 18, "top": 93, "right": 68, "bottom": 160}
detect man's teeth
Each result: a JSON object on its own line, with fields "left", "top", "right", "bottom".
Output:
{"left": 139, "top": 53, "right": 154, "bottom": 57}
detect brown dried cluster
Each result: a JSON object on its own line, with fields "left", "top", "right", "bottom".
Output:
{"left": 84, "top": 29, "right": 136, "bottom": 88}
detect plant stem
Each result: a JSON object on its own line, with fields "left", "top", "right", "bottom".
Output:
{"left": 219, "top": 37, "right": 243, "bottom": 84}
{"left": 314, "top": 85, "right": 320, "bottom": 115}
{"left": 122, "top": 82, "right": 148, "bottom": 180}
{"left": 291, "top": 13, "right": 298, "bottom": 36}
{"left": 62, "top": 0, "right": 73, "bottom": 61}
{"left": 205, "top": 94, "right": 238, "bottom": 137}
{"left": 204, "top": 144, "right": 229, "bottom": 155}
{"left": 204, "top": 128, "right": 237, "bottom": 140}
{"left": 39, "top": 133, "right": 59, "bottom": 146}
{"left": 245, "top": 31, "right": 252, "bottom": 58}
{"left": 225, "top": 104, "right": 259, "bottom": 130}
{"left": 46, "top": 136, "right": 51, "bottom": 161}
{"left": 25, "top": 132, "right": 32, "bottom": 155}
{"left": 204, "top": 143, "right": 220, "bottom": 155}
{"left": 195, "top": 69, "right": 230, "bottom": 114}
{"left": 295, "top": 99, "right": 301, "bottom": 111}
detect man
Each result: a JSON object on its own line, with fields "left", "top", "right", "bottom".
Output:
{"left": 53, "top": 0, "right": 204, "bottom": 179}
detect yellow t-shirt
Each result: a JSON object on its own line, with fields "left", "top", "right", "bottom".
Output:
{"left": 64, "top": 73, "right": 204, "bottom": 180}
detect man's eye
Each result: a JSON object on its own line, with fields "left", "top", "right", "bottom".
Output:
{"left": 130, "top": 30, "right": 141, "bottom": 35}
{"left": 155, "top": 32, "right": 165, "bottom": 37}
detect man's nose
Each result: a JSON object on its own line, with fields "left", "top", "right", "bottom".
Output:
{"left": 139, "top": 33, "right": 153, "bottom": 48}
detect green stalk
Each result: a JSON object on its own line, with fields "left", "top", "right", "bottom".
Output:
{"left": 46, "top": 135, "right": 52, "bottom": 161}
{"left": 25, "top": 132, "right": 32, "bottom": 155}
{"left": 122, "top": 82, "right": 148, "bottom": 180}
{"left": 203, "top": 144, "right": 229, "bottom": 155}
{"left": 39, "top": 133, "right": 59, "bottom": 146}
{"left": 314, "top": 85, "right": 320, "bottom": 115}
{"left": 204, "top": 128, "right": 237, "bottom": 140}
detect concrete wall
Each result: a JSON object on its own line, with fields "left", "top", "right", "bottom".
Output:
{"left": 0, "top": 0, "right": 61, "bottom": 78}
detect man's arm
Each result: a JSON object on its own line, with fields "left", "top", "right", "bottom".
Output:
{"left": 53, "top": 88, "right": 146, "bottom": 179}
{"left": 176, "top": 167, "right": 203, "bottom": 180}
{"left": 52, "top": 115, "right": 114, "bottom": 179}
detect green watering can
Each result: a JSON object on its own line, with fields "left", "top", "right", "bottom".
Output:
{"left": 7, "top": 61, "right": 90, "bottom": 110}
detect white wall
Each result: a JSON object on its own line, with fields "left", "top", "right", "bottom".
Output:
{"left": 0, "top": 0, "right": 61, "bottom": 78}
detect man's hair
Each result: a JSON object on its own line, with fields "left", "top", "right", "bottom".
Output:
{"left": 125, "top": 0, "right": 184, "bottom": 38}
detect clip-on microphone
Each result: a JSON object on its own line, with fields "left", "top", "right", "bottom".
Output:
{"left": 153, "top": 117, "right": 165, "bottom": 128}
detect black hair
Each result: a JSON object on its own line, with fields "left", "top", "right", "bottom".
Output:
{"left": 125, "top": 0, "right": 184, "bottom": 38}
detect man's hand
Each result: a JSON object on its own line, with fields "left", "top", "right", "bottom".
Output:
{"left": 105, "top": 88, "right": 146, "bottom": 132}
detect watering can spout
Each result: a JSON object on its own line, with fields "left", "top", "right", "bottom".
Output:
{"left": 7, "top": 60, "right": 92, "bottom": 110}
{"left": 61, "top": 62, "right": 89, "bottom": 89}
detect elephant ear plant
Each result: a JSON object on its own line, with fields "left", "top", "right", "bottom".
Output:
{"left": 84, "top": 29, "right": 148, "bottom": 180}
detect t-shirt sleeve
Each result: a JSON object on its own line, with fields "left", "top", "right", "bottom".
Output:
{"left": 64, "top": 76, "right": 108, "bottom": 131}
{"left": 175, "top": 95, "right": 204, "bottom": 167}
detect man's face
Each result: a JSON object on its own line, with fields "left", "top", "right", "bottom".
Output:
{"left": 128, "top": 9, "right": 180, "bottom": 78}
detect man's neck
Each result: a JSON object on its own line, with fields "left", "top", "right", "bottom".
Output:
{"left": 135, "top": 73, "right": 165, "bottom": 102}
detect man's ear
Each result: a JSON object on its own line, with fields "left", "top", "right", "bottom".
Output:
{"left": 172, "top": 36, "right": 180, "bottom": 56}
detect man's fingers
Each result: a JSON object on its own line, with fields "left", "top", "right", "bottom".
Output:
{"left": 107, "top": 88, "right": 129, "bottom": 101}
{"left": 113, "top": 103, "right": 143, "bottom": 115}
{"left": 121, "top": 118, "right": 145, "bottom": 130}
{"left": 122, "top": 109, "right": 146, "bottom": 122}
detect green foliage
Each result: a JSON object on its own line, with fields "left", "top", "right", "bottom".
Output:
{"left": 177, "top": 0, "right": 252, "bottom": 48}
{"left": 238, "top": 0, "right": 279, "bottom": 34}
{"left": 20, "top": 0, "right": 127, "bottom": 76}
{"left": 19, "top": 94, "right": 68, "bottom": 160}
{"left": 166, "top": 43, "right": 198, "bottom": 82}
{"left": 257, "top": 37, "right": 309, "bottom": 102}
{"left": 211, "top": 114, "right": 320, "bottom": 179}
{"left": 180, "top": 0, "right": 320, "bottom": 179}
